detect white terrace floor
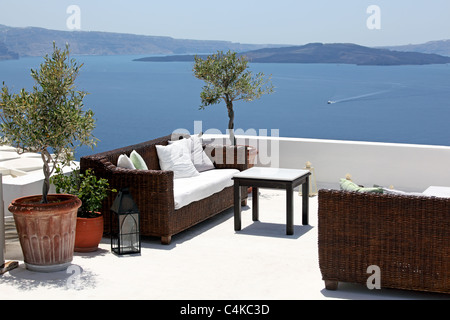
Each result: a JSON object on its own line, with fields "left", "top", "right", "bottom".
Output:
{"left": 2, "top": 188, "right": 449, "bottom": 300}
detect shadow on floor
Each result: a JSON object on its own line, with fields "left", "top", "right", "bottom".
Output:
{"left": 0, "top": 262, "right": 99, "bottom": 292}
{"left": 236, "top": 222, "right": 313, "bottom": 239}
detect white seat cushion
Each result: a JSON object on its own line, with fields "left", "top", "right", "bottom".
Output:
{"left": 173, "top": 169, "right": 239, "bottom": 210}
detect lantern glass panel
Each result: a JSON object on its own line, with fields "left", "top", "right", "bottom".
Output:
{"left": 119, "top": 213, "right": 140, "bottom": 253}
{"left": 110, "top": 188, "right": 141, "bottom": 255}
{"left": 111, "top": 211, "right": 140, "bottom": 255}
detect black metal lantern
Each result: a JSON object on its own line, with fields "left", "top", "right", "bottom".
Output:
{"left": 110, "top": 188, "right": 141, "bottom": 255}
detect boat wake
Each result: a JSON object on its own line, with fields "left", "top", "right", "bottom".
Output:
{"left": 328, "top": 90, "right": 390, "bottom": 105}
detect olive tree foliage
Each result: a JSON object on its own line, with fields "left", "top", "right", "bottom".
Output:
{"left": 0, "top": 43, "right": 97, "bottom": 203}
{"left": 193, "top": 50, "right": 274, "bottom": 145}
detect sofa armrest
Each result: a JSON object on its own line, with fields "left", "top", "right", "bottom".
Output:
{"left": 204, "top": 145, "right": 248, "bottom": 171}
{"left": 81, "top": 156, "right": 175, "bottom": 233}
{"left": 81, "top": 156, "right": 174, "bottom": 206}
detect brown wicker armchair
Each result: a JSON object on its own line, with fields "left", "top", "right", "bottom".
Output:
{"left": 80, "top": 135, "right": 248, "bottom": 244}
{"left": 318, "top": 189, "right": 450, "bottom": 294}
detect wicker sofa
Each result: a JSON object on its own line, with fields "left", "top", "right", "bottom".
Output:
{"left": 80, "top": 134, "right": 249, "bottom": 244}
{"left": 318, "top": 189, "right": 450, "bottom": 294}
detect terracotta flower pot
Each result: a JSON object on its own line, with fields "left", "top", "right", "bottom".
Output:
{"left": 8, "top": 194, "right": 81, "bottom": 272}
{"left": 74, "top": 213, "right": 104, "bottom": 252}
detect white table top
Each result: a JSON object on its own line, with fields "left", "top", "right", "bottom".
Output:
{"left": 423, "top": 186, "right": 450, "bottom": 198}
{"left": 233, "top": 167, "right": 310, "bottom": 181}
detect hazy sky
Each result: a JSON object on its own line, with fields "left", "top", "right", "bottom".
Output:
{"left": 1, "top": 0, "right": 449, "bottom": 46}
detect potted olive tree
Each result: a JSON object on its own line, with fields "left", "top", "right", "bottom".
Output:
{"left": 0, "top": 43, "right": 96, "bottom": 272}
{"left": 52, "top": 167, "right": 116, "bottom": 252}
{"left": 193, "top": 51, "right": 274, "bottom": 169}
{"left": 193, "top": 50, "right": 274, "bottom": 146}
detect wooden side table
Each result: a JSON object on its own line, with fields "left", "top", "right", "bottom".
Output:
{"left": 233, "top": 167, "right": 311, "bottom": 235}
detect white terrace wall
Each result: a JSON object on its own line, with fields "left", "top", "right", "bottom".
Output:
{"left": 204, "top": 134, "right": 450, "bottom": 192}
{"left": 2, "top": 163, "right": 77, "bottom": 218}
{"left": 5, "top": 135, "right": 446, "bottom": 218}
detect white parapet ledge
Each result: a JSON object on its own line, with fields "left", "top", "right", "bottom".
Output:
{"left": 0, "top": 168, "right": 28, "bottom": 178}
{"left": 205, "top": 133, "right": 450, "bottom": 149}
{"left": 202, "top": 134, "right": 450, "bottom": 192}
{"left": 0, "top": 146, "right": 79, "bottom": 217}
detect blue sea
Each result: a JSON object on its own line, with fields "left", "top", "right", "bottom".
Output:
{"left": 1, "top": 55, "right": 450, "bottom": 160}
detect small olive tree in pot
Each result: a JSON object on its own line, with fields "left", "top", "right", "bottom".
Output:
{"left": 193, "top": 50, "right": 274, "bottom": 146}
{"left": 0, "top": 43, "right": 97, "bottom": 272}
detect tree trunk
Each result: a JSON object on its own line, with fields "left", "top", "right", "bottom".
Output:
{"left": 226, "top": 100, "right": 236, "bottom": 146}
{"left": 40, "top": 149, "right": 53, "bottom": 204}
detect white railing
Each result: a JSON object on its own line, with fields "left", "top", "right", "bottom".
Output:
{"left": 204, "top": 134, "right": 450, "bottom": 192}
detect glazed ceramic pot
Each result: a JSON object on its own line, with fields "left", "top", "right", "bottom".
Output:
{"left": 9, "top": 194, "right": 81, "bottom": 272}
{"left": 74, "top": 213, "right": 104, "bottom": 252}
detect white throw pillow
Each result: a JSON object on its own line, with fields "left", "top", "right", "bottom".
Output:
{"left": 156, "top": 142, "right": 199, "bottom": 179}
{"left": 130, "top": 150, "right": 148, "bottom": 170}
{"left": 117, "top": 154, "right": 136, "bottom": 169}
{"left": 169, "top": 136, "right": 215, "bottom": 172}
{"left": 168, "top": 137, "right": 192, "bottom": 154}
{"left": 191, "top": 135, "right": 215, "bottom": 172}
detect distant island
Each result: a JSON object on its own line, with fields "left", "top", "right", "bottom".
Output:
{"left": 0, "top": 41, "right": 18, "bottom": 61}
{"left": 134, "top": 43, "right": 450, "bottom": 66}
{"left": 1, "top": 24, "right": 450, "bottom": 65}
{"left": 381, "top": 40, "right": 450, "bottom": 57}
{"left": 0, "top": 24, "right": 281, "bottom": 59}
